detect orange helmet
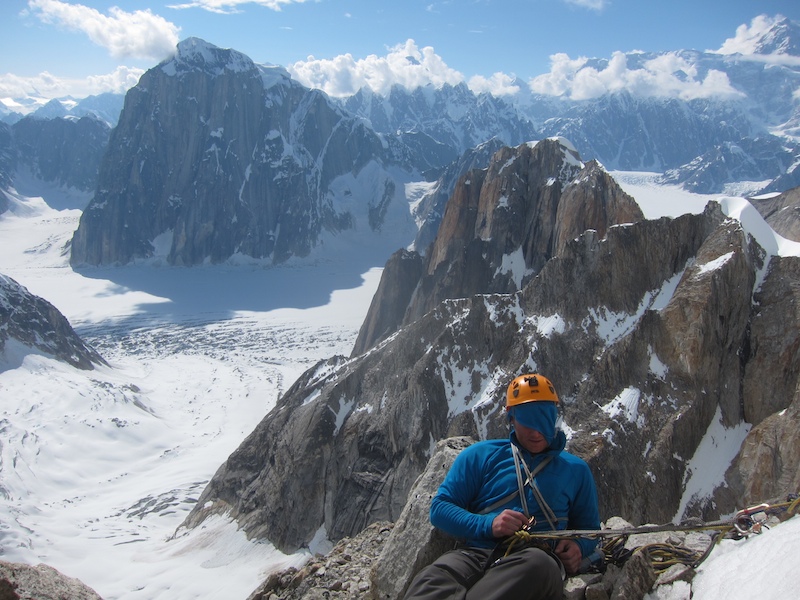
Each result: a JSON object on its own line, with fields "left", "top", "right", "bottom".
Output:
{"left": 506, "top": 374, "right": 559, "bottom": 409}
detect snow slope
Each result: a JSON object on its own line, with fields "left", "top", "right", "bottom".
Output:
{"left": 1, "top": 173, "right": 799, "bottom": 599}
{"left": 1, "top": 184, "right": 379, "bottom": 599}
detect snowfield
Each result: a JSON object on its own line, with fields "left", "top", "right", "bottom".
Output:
{"left": 1, "top": 174, "right": 799, "bottom": 599}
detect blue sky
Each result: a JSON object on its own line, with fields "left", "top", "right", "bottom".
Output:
{"left": 1, "top": 0, "right": 798, "bottom": 105}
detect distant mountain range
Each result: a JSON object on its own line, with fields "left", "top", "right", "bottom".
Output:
{"left": 1, "top": 16, "right": 799, "bottom": 266}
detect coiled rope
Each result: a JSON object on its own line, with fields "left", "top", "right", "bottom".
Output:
{"left": 502, "top": 495, "right": 800, "bottom": 572}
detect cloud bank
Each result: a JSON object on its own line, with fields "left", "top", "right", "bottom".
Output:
{"left": 528, "top": 51, "right": 744, "bottom": 101}
{"left": 0, "top": 66, "right": 145, "bottom": 101}
{"left": 27, "top": 0, "right": 180, "bottom": 61}
{"left": 289, "top": 38, "right": 746, "bottom": 102}
{"left": 288, "top": 40, "right": 464, "bottom": 97}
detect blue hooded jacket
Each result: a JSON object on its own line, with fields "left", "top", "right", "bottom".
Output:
{"left": 429, "top": 427, "right": 600, "bottom": 557}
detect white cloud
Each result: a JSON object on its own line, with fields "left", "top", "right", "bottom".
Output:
{"left": 288, "top": 39, "right": 464, "bottom": 97}
{"left": 168, "top": 0, "right": 311, "bottom": 14}
{"left": 468, "top": 72, "right": 520, "bottom": 97}
{"left": 0, "top": 66, "right": 144, "bottom": 101}
{"left": 562, "top": 0, "right": 607, "bottom": 10}
{"left": 529, "top": 51, "right": 745, "bottom": 101}
{"left": 85, "top": 66, "right": 147, "bottom": 94}
{"left": 715, "top": 14, "right": 781, "bottom": 55}
{"left": 27, "top": 0, "right": 180, "bottom": 61}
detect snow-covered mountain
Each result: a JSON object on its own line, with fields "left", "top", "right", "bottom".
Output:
{"left": 3, "top": 16, "right": 799, "bottom": 213}
{"left": 341, "top": 82, "right": 538, "bottom": 163}
{"left": 0, "top": 92, "right": 125, "bottom": 128}
{"left": 526, "top": 17, "right": 800, "bottom": 192}
{"left": 339, "top": 15, "right": 800, "bottom": 196}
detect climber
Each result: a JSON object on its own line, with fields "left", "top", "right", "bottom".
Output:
{"left": 402, "top": 374, "right": 601, "bottom": 600}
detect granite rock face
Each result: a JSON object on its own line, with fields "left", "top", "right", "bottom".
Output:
{"left": 353, "top": 139, "right": 644, "bottom": 355}
{"left": 70, "top": 38, "right": 417, "bottom": 267}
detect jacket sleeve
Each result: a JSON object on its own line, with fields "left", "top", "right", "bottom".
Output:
{"left": 568, "top": 461, "right": 602, "bottom": 557}
{"left": 429, "top": 446, "right": 497, "bottom": 543}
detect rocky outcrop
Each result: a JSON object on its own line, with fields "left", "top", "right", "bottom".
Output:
{"left": 0, "top": 273, "right": 105, "bottom": 370}
{"left": 70, "top": 38, "right": 417, "bottom": 267}
{"left": 0, "top": 560, "right": 103, "bottom": 600}
{"left": 749, "top": 186, "right": 800, "bottom": 242}
{"left": 184, "top": 177, "right": 800, "bottom": 555}
{"left": 352, "top": 249, "right": 423, "bottom": 357}
{"left": 353, "top": 139, "right": 644, "bottom": 354}
{"left": 411, "top": 138, "right": 506, "bottom": 254}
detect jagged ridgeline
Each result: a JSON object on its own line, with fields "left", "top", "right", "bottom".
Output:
{"left": 182, "top": 139, "right": 800, "bottom": 554}
{"left": 67, "top": 38, "right": 535, "bottom": 268}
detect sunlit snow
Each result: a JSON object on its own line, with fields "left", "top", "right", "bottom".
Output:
{"left": 1, "top": 186, "right": 382, "bottom": 599}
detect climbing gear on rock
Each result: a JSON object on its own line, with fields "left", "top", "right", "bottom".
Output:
{"left": 498, "top": 494, "right": 800, "bottom": 573}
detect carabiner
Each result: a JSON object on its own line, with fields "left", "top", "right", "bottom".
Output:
{"left": 733, "top": 503, "right": 770, "bottom": 535}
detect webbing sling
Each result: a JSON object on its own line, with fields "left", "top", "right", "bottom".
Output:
{"left": 511, "top": 443, "right": 559, "bottom": 530}
{"left": 477, "top": 446, "right": 553, "bottom": 518}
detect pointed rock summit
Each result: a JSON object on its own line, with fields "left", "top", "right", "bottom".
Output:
{"left": 353, "top": 139, "right": 644, "bottom": 354}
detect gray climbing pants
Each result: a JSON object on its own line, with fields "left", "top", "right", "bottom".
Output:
{"left": 402, "top": 545, "right": 564, "bottom": 600}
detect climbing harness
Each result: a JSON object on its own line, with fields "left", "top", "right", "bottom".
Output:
{"left": 477, "top": 449, "right": 553, "bottom": 517}
{"left": 511, "top": 443, "right": 559, "bottom": 528}
{"left": 499, "top": 494, "right": 800, "bottom": 573}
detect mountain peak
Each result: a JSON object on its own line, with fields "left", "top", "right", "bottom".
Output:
{"left": 161, "top": 37, "right": 257, "bottom": 77}
{"left": 751, "top": 15, "right": 800, "bottom": 55}
{"left": 717, "top": 14, "right": 800, "bottom": 57}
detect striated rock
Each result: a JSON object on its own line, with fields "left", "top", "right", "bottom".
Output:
{"left": 352, "top": 249, "right": 423, "bottom": 357}
{"left": 741, "top": 255, "right": 800, "bottom": 425}
{"left": 0, "top": 560, "right": 103, "bottom": 600}
{"left": 721, "top": 393, "right": 800, "bottom": 508}
{"left": 410, "top": 138, "right": 506, "bottom": 254}
{"left": 553, "top": 160, "right": 643, "bottom": 255}
{"left": 0, "top": 273, "right": 105, "bottom": 370}
{"left": 355, "top": 139, "right": 644, "bottom": 353}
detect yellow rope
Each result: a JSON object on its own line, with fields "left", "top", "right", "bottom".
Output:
{"left": 499, "top": 494, "right": 800, "bottom": 572}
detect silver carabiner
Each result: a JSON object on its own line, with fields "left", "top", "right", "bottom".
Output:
{"left": 733, "top": 503, "right": 770, "bottom": 535}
